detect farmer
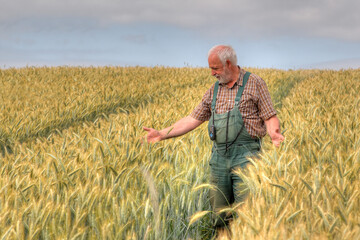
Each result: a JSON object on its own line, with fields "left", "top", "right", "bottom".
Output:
{"left": 143, "top": 45, "right": 284, "bottom": 229}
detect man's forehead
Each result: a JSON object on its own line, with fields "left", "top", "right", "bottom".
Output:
{"left": 208, "top": 54, "right": 223, "bottom": 66}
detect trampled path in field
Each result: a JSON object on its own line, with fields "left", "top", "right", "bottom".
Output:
{"left": 0, "top": 67, "right": 212, "bottom": 155}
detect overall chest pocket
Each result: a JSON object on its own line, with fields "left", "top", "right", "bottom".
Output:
{"left": 213, "top": 110, "right": 242, "bottom": 144}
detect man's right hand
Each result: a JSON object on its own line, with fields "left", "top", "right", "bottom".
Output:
{"left": 142, "top": 116, "right": 203, "bottom": 144}
{"left": 143, "top": 127, "right": 163, "bottom": 143}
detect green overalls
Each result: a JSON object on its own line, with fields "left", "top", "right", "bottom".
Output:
{"left": 208, "top": 72, "right": 261, "bottom": 227}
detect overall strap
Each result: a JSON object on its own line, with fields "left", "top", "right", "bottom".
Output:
{"left": 224, "top": 71, "right": 251, "bottom": 153}
{"left": 211, "top": 81, "right": 220, "bottom": 111}
{"left": 234, "top": 72, "right": 251, "bottom": 104}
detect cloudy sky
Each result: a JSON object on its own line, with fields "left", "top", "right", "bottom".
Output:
{"left": 1, "top": 0, "right": 359, "bottom": 69}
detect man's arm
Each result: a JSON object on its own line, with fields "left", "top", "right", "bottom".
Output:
{"left": 264, "top": 115, "right": 284, "bottom": 147}
{"left": 143, "top": 116, "right": 204, "bottom": 143}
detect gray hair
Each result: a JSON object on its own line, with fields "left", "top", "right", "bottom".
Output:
{"left": 208, "top": 45, "right": 237, "bottom": 66}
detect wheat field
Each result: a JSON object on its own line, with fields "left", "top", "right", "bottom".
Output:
{"left": 0, "top": 67, "right": 359, "bottom": 239}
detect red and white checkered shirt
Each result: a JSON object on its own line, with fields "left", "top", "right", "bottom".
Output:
{"left": 190, "top": 67, "right": 276, "bottom": 138}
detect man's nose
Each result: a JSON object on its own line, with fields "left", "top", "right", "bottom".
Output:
{"left": 211, "top": 70, "right": 216, "bottom": 76}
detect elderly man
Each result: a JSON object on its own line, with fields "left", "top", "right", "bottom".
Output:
{"left": 143, "top": 45, "right": 284, "bottom": 229}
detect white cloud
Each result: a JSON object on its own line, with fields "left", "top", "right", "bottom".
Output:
{"left": 1, "top": 0, "right": 359, "bottom": 41}
{"left": 303, "top": 58, "right": 360, "bottom": 69}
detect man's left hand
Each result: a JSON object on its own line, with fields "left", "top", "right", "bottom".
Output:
{"left": 270, "top": 129, "right": 285, "bottom": 147}
{"left": 264, "top": 115, "right": 285, "bottom": 147}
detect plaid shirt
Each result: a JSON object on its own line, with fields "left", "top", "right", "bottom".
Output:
{"left": 190, "top": 67, "right": 276, "bottom": 138}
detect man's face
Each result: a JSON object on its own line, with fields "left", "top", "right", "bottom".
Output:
{"left": 208, "top": 54, "right": 231, "bottom": 84}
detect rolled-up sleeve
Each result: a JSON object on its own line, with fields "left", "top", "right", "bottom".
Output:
{"left": 256, "top": 77, "right": 277, "bottom": 120}
{"left": 190, "top": 88, "right": 212, "bottom": 121}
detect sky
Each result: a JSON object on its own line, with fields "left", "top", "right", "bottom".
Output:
{"left": 1, "top": 0, "right": 359, "bottom": 70}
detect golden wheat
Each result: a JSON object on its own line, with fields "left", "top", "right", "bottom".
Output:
{"left": 0, "top": 66, "right": 358, "bottom": 239}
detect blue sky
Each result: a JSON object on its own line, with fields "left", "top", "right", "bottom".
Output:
{"left": 1, "top": 0, "right": 359, "bottom": 69}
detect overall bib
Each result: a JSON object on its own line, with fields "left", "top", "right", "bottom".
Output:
{"left": 208, "top": 72, "right": 261, "bottom": 227}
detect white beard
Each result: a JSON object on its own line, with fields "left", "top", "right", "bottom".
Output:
{"left": 217, "top": 68, "right": 232, "bottom": 84}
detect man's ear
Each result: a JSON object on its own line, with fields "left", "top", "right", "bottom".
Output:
{"left": 226, "top": 60, "right": 232, "bottom": 68}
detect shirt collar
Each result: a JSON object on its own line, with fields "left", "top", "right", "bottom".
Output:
{"left": 237, "top": 66, "right": 246, "bottom": 87}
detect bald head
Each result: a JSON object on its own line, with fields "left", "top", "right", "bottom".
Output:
{"left": 208, "top": 45, "right": 237, "bottom": 66}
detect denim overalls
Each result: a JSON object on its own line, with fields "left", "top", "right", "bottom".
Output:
{"left": 208, "top": 72, "right": 261, "bottom": 227}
